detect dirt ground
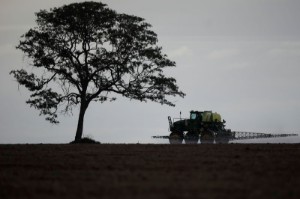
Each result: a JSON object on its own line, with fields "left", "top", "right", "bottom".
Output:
{"left": 0, "top": 144, "right": 300, "bottom": 199}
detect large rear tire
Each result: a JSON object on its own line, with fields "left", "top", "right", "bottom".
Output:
{"left": 185, "top": 132, "right": 199, "bottom": 144}
{"left": 215, "top": 130, "right": 231, "bottom": 144}
{"left": 200, "top": 131, "right": 215, "bottom": 144}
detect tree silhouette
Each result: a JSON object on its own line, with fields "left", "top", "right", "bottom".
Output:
{"left": 10, "top": 2, "right": 185, "bottom": 141}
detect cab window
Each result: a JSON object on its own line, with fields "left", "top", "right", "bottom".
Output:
{"left": 190, "top": 113, "right": 197, "bottom": 120}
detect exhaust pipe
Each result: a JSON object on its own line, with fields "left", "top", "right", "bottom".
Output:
{"left": 168, "top": 116, "right": 173, "bottom": 129}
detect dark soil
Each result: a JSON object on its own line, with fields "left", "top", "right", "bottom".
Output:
{"left": 0, "top": 144, "right": 300, "bottom": 199}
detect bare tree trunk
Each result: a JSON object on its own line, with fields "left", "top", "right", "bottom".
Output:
{"left": 75, "top": 103, "right": 88, "bottom": 141}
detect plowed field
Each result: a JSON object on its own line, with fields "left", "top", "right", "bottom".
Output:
{"left": 1, "top": 144, "right": 299, "bottom": 199}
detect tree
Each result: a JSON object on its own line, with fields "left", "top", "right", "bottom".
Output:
{"left": 10, "top": 2, "right": 185, "bottom": 142}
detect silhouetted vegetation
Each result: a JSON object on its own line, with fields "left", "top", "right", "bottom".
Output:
{"left": 10, "top": 2, "right": 185, "bottom": 142}
{"left": 70, "top": 137, "right": 100, "bottom": 144}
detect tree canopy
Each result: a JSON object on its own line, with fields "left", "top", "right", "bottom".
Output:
{"left": 10, "top": 2, "right": 185, "bottom": 141}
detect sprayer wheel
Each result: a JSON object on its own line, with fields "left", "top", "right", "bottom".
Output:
{"left": 169, "top": 132, "right": 184, "bottom": 144}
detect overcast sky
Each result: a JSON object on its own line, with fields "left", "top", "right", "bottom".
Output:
{"left": 1, "top": 0, "right": 300, "bottom": 143}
